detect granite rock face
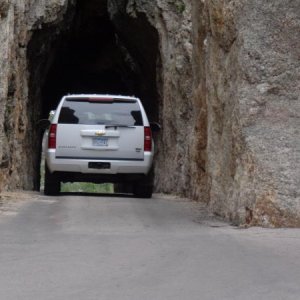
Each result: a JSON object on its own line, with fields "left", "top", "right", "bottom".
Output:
{"left": 0, "top": 0, "right": 73, "bottom": 190}
{"left": 0, "top": 0, "right": 299, "bottom": 227}
{"left": 192, "top": 0, "right": 300, "bottom": 226}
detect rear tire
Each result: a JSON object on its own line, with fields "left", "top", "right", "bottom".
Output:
{"left": 133, "top": 170, "right": 154, "bottom": 198}
{"left": 133, "top": 184, "right": 153, "bottom": 198}
{"left": 44, "top": 165, "right": 60, "bottom": 195}
{"left": 133, "top": 185, "right": 153, "bottom": 198}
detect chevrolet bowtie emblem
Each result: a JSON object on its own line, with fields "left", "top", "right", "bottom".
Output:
{"left": 95, "top": 130, "right": 105, "bottom": 136}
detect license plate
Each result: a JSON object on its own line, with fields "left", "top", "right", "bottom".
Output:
{"left": 88, "top": 162, "right": 111, "bottom": 169}
{"left": 92, "top": 137, "right": 108, "bottom": 147}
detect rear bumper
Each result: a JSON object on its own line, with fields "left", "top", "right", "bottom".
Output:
{"left": 46, "top": 150, "right": 153, "bottom": 175}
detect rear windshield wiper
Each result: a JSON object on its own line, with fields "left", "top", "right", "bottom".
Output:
{"left": 105, "top": 124, "right": 136, "bottom": 128}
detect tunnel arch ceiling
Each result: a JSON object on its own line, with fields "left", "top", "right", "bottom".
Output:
{"left": 27, "top": 0, "right": 161, "bottom": 189}
{"left": 29, "top": 0, "right": 160, "bottom": 120}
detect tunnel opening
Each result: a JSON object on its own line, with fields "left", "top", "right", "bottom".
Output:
{"left": 27, "top": 0, "right": 161, "bottom": 190}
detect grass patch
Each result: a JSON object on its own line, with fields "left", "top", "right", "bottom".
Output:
{"left": 61, "top": 182, "right": 114, "bottom": 193}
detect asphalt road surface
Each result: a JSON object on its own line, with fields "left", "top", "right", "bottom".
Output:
{"left": 0, "top": 192, "right": 300, "bottom": 300}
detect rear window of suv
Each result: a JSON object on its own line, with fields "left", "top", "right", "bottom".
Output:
{"left": 58, "top": 98, "right": 143, "bottom": 126}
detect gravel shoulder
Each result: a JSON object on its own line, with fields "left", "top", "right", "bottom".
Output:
{"left": 0, "top": 191, "right": 39, "bottom": 217}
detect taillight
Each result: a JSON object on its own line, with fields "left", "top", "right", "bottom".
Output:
{"left": 144, "top": 127, "right": 152, "bottom": 152}
{"left": 48, "top": 124, "right": 57, "bottom": 149}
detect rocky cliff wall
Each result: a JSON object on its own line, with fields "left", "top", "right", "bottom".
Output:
{"left": 0, "top": 0, "right": 299, "bottom": 227}
{"left": 192, "top": 0, "right": 300, "bottom": 226}
{"left": 0, "top": 0, "right": 74, "bottom": 191}
{"left": 121, "top": 0, "right": 300, "bottom": 226}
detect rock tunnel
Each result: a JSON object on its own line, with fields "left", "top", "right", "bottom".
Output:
{"left": 27, "top": 0, "right": 161, "bottom": 190}
{"left": 2, "top": 0, "right": 298, "bottom": 227}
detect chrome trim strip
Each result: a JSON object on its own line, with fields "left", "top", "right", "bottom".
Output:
{"left": 55, "top": 156, "right": 144, "bottom": 161}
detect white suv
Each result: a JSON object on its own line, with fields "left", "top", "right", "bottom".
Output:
{"left": 43, "top": 94, "right": 159, "bottom": 198}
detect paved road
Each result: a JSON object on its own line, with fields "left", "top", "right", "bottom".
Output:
{"left": 0, "top": 192, "right": 300, "bottom": 300}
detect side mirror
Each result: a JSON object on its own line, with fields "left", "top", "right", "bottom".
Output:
{"left": 37, "top": 119, "right": 51, "bottom": 130}
{"left": 48, "top": 110, "right": 56, "bottom": 121}
{"left": 150, "top": 122, "right": 161, "bottom": 132}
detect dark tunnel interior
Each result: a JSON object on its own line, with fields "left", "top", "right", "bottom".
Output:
{"left": 40, "top": 0, "right": 160, "bottom": 120}
{"left": 27, "top": 0, "right": 161, "bottom": 190}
